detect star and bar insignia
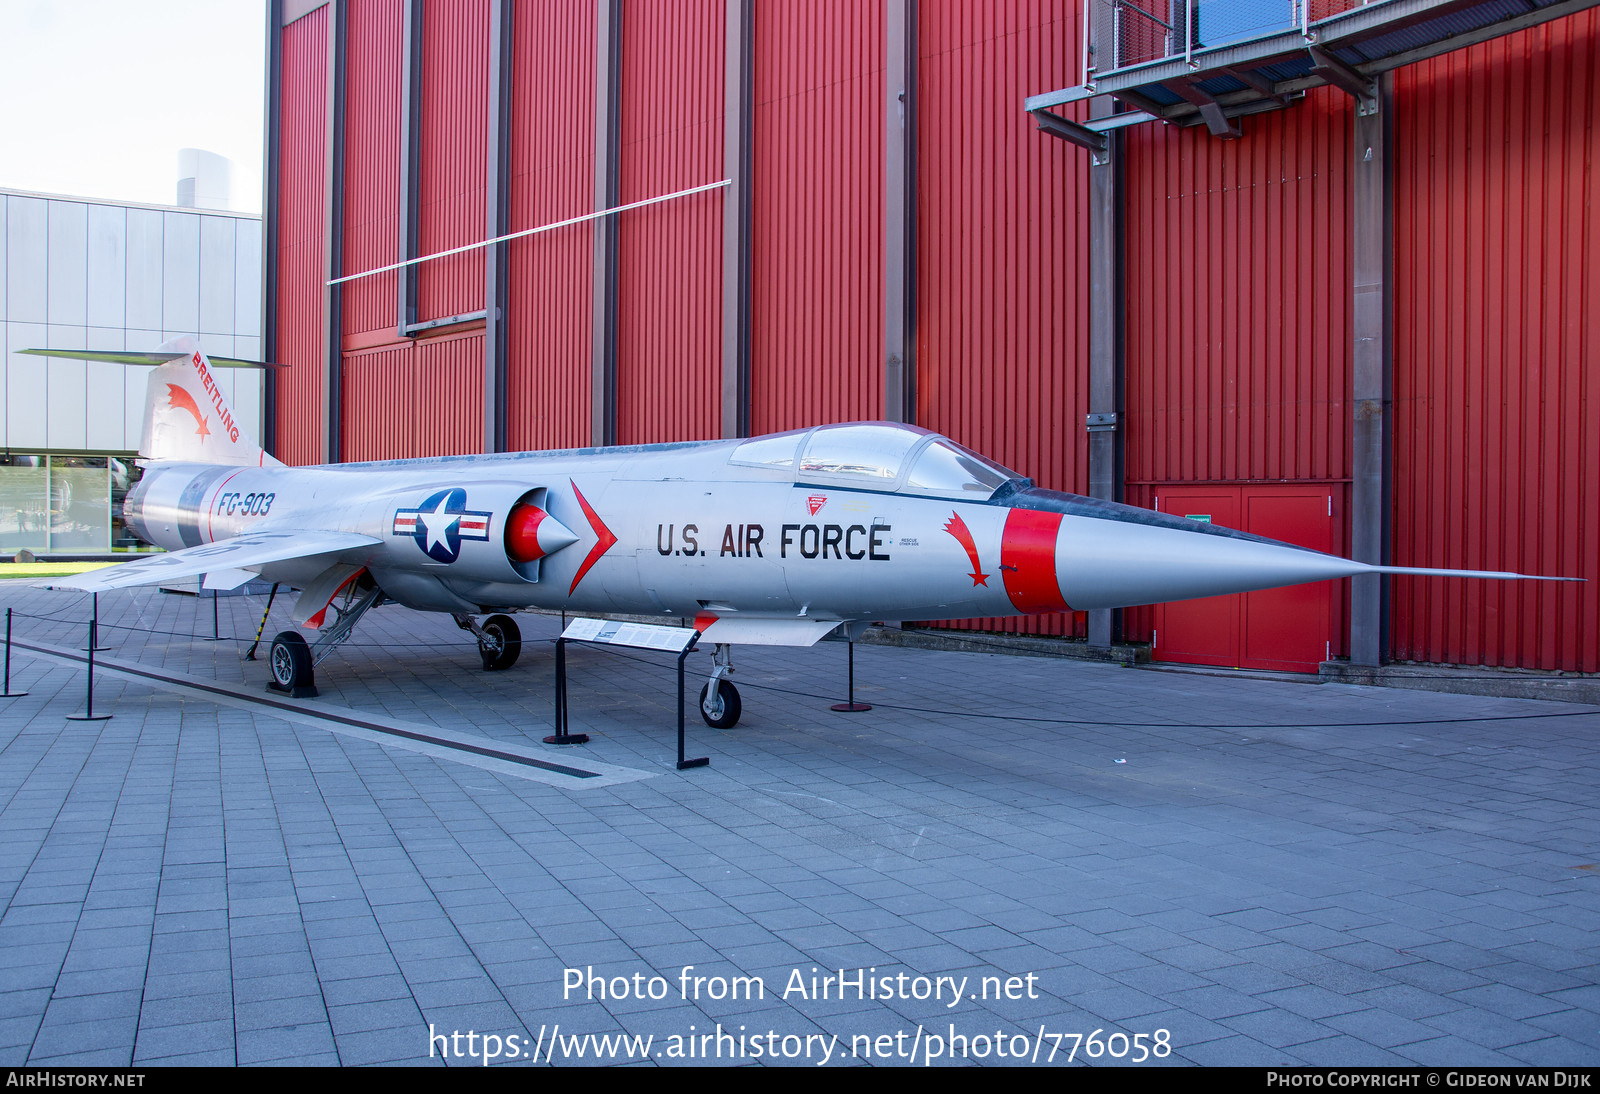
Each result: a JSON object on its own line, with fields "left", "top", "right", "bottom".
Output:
{"left": 393, "top": 488, "right": 492, "bottom": 563}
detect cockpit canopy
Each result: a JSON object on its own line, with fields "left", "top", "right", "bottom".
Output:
{"left": 729, "top": 422, "right": 1027, "bottom": 500}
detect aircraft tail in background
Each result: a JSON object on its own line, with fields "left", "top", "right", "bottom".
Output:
{"left": 19, "top": 336, "right": 280, "bottom": 467}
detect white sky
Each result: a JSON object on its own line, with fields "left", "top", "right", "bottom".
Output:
{"left": 0, "top": 0, "right": 265, "bottom": 212}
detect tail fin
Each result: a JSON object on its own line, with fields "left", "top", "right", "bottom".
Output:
{"left": 142, "top": 336, "right": 281, "bottom": 467}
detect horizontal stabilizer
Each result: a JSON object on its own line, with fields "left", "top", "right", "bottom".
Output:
{"left": 48, "top": 530, "right": 380, "bottom": 592}
{"left": 16, "top": 348, "right": 280, "bottom": 368}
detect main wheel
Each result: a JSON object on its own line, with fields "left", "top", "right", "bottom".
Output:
{"left": 699, "top": 679, "right": 742, "bottom": 729}
{"left": 269, "top": 631, "right": 314, "bottom": 692}
{"left": 478, "top": 614, "right": 521, "bottom": 671}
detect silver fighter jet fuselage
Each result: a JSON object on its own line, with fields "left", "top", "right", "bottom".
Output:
{"left": 34, "top": 338, "right": 1574, "bottom": 724}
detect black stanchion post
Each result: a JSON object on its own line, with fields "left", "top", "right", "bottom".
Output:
{"left": 68, "top": 614, "right": 111, "bottom": 722}
{"left": 676, "top": 636, "right": 708, "bottom": 770}
{"left": 544, "top": 637, "right": 589, "bottom": 745}
{"left": 830, "top": 639, "right": 872, "bottom": 713}
{"left": 82, "top": 592, "right": 111, "bottom": 653}
{"left": 212, "top": 589, "right": 220, "bottom": 640}
{"left": 2, "top": 607, "right": 28, "bottom": 698}
{"left": 245, "top": 583, "right": 281, "bottom": 661}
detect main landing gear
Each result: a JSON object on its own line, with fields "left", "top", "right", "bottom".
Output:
{"left": 454, "top": 613, "right": 522, "bottom": 671}
{"left": 266, "top": 580, "right": 385, "bottom": 698}
{"left": 269, "top": 631, "right": 316, "bottom": 697}
{"left": 259, "top": 575, "right": 526, "bottom": 695}
{"left": 699, "top": 643, "right": 742, "bottom": 729}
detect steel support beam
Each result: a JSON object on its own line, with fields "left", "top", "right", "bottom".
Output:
{"left": 1031, "top": 110, "right": 1109, "bottom": 158}
{"left": 483, "top": 0, "right": 513, "bottom": 453}
{"left": 884, "top": 0, "right": 917, "bottom": 424}
{"left": 321, "top": 0, "right": 347, "bottom": 465}
{"left": 721, "top": 0, "right": 753, "bottom": 439}
{"left": 591, "top": 0, "right": 621, "bottom": 447}
{"left": 1172, "top": 79, "right": 1242, "bottom": 138}
{"left": 1085, "top": 95, "right": 1126, "bottom": 651}
{"left": 1350, "top": 72, "right": 1394, "bottom": 667}
{"left": 397, "top": 0, "right": 424, "bottom": 336}
{"left": 262, "top": 0, "right": 284, "bottom": 455}
{"left": 1308, "top": 45, "right": 1378, "bottom": 114}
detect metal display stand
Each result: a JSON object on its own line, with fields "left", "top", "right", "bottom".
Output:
{"left": 67, "top": 615, "right": 112, "bottom": 722}
{"left": 81, "top": 592, "right": 112, "bottom": 652}
{"left": 1, "top": 608, "right": 28, "bottom": 698}
{"left": 829, "top": 639, "right": 872, "bottom": 712}
{"left": 550, "top": 618, "right": 708, "bottom": 770}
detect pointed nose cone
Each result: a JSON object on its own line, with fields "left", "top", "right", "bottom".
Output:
{"left": 1002, "top": 489, "right": 1370, "bottom": 612}
{"left": 1052, "top": 507, "right": 1362, "bottom": 610}
{"left": 505, "top": 503, "right": 579, "bottom": 563}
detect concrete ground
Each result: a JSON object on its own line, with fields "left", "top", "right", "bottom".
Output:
{"left": 0, "top": 584, "right": 1595, "bottom": 1067}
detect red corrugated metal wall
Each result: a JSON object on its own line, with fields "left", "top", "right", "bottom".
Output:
{"left": 750, "top": 0, "right": 885, "bottom": 433}
{"left": 1392, "top": 14, "right": 1599, "bottom": 672}
{"left": 340, "top": 333, "right": 484, "bottom": 461}
{"left": 274, "top": 6, "right": 330, "bottom": 466}
{"left": 417, "top": 0, "right": 488, "bottom": 321}
{"left": 506, "top": 1, "right": 594, "bottom": 452}
{"left": 338, "top": 0, "right": 411, "bottom": 461}
{"left": 1123, "top": 89, "right": 1352, "bottom": 487}
{"left": 337, "top": 0, "right": 486, "bottom": 462}
{"left": 915, "top": 1, "right": 1089, "bottom": 637}
{"left": 342, "top": 344, "right": 413, "bottom": 461}
{"left": 341, "top": 0, "right": 403, "bottom": 339}
{"left": 615, "top": 0, "right": 723, "bottom": 445}
{"left": 1121, "top": 86, "right": 1354, "bottom": 651}
{"left": 415, "top": 332, "right": 486, "bottom": 456}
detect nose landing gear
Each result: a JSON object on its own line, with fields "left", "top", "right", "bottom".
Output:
{"left": 699, "top": 643, "right": 741, "bottom": 729}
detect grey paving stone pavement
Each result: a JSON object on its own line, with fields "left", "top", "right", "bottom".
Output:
{"left": 0, "top": 583, "right": 1595, "bottom": 1066}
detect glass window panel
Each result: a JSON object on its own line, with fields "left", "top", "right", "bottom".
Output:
{"left": 110, "top": 458, "right": 147, "bottom": 550}
{"left": 0, "top": 457, "right": 50, "bottom": 552}
{"left": 797, "top": 424, "right": 929, "bottom": 482}
{"left": 729, "top": 431, "right": 805, "bottom": 469}
{"left": 49, "top": 457, "right": 110, "bottom": 551}
{"left": 904, "top": 441, "right": 1021, "bottom": 499}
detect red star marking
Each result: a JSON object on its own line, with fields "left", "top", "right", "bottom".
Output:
{"left": 568, "top": 480, "right": 618, "bottom": 595}
{"left": 942, "top": 511, "right": 989, "bottom": 587}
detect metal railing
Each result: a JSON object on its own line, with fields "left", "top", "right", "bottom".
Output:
{"left": 1084, "top": 0, "right": 1363, "bottom": 80}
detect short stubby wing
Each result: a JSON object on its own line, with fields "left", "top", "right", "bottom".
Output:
{"left": 48, "top": 530, "right": 380, "bottom": 592}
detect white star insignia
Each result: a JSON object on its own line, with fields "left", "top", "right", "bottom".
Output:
{"left": 416, "top": 495, "right": 460, "bottom": 553}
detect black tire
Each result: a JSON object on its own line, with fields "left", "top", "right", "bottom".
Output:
{"left": 478, "top": 614, "right": 521, "bottom": 671}
{"left": 698, "top": 679, "right": 742, "bottom": 729}
{"left": 269, "top": 631, "right": 314, "bottom": 691}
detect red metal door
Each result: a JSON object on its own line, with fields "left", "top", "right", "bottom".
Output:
{"left": 1152, "top": 488, "right": 1240, "bottom": 666}
{"left": 1241, "top": 488, "right": 1333, "bottom": 672}
{"left": 1154, "top": 485, "right": 1335, "bottom": 672}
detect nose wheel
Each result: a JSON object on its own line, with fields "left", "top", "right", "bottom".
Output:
{"left": 699, "top": 679, "right": 742, "bottom": 729}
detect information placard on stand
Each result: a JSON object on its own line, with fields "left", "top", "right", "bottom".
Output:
{"left": 552, "top": 618, "right": 707, "bottom": 769}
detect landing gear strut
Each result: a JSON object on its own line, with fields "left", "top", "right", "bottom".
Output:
{"left": 699, "top": 643, "right": 741, "bottom": 729}
{"left": 266, "top": 576, "right": 384, "bottom": 699}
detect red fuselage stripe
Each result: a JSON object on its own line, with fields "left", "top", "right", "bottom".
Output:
{"left": 205, "top": 470, "right": 246, "bottom": 543}
{"left": 1000, "top": 508, "right": 1070, "bottom": 615}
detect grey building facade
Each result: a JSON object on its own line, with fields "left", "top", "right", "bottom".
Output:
{"left": 0, "top": 188, "right": 262, "bottom": 552}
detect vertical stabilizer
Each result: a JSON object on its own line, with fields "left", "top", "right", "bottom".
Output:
{"left": 141, "top": 336, "right": 281, "bottom": 467}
